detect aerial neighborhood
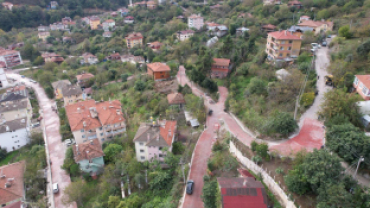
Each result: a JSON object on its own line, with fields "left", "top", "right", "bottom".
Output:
{"left": 1, "top": 0, "right": 370, "bottom": 208}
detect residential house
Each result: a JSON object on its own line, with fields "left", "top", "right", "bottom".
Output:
{"left": 72, "top": 138, "right": 105, "bottom": 175}
{"left": 81, "top": 17, "right": 90, "bottom": 25}
{"left": 62, "top": 17, "right": 72, "bottom": 24}
{"left": 62, "top": 85, "right": 83, "bottom": 106}
{"left": 103, "top": 31, "right": 113, "bottom": 38}
{"left": 50, "top": 1, "right": 58, "bottom": 9}
{"left": 124, "top": 16, "right": 135, "bottom": 24}
{"left": 238, "top": 13, "right": 253, "bottom": 19}
{"left": 0, "top": 118, "right": 30, "bottom": 152}
{"left": 2, "top": 2, "right": 13, "bottom": 10}
{"left": 41, "top": 53, "right": 64, "bottom": 64}
{"left": 38, "top": 25, "right": 49, "bottom": 31}
{"left": 134, "top": 1, "right": 147, "bottom": 7}
{"left": 62, "top": 36, "right": 74, "bottom": 43}
{"left": 121, "top": 55, "right": 145, "bottom": 64}
{"left": 118, "top": 7, "right": 129, "bottom": 16}
{"left": 206, "top": 22, "right": 220, "bottom": 30}
{"left": 167, "top": 93, "right": 185, "bottom": 106}
{"left": 211, "top": 58, "right": 231, "bottom": 78}
{"left": 50, "top": 22, "right": 67, "bottom": 31}
{"left": 217, "top": 177, "right": 268, "bottom": 208}
{"left": 125, "top": 32, "right": 143, "bottom": 49}
{"left": 288, "top": 0, "right": 303, "bottom": 9}
{"left": 0, "top": 161, "right": 26, "bottom": 207}
{"left": 3, "top": 85, "right": 27, "bottom": 97}
{"left": 147, "top": 42, "right": 162, "bottom": 51}
{"left": 0, "top": 49, "right": 23, "bottom": 68}
{"left": 76, "top": 73, "right": 95, "bottom": 87}
{"left": 147, "top": 1, "right": 157, "bottom": 9}
{"left": 133, "top": 120, "right": 177, "bottom": 162}
{"left": 7, "top": 43, "right": 24, "bottom": 50}
{"left": 188, "top": 14, "right": 204, "bottom": 30}
{"left": 0, "top": 93, "right": 32, "bottom": 124}
{"left": 208, "top": 25, "right": 228, "bottom": 37}
{"left": 299, "top": 15, "right": 311, "bottom": 23}
{"left": 106, "top": 53, "right": 121, "bottom": 61}
{"left": 176, "top": 30, "right": 194, "bottom": 41}
{"left": 83, "top": 87, "right": 93, "bottom": 100}
{"left": 288, "top": 25, "right": 314, "bottom": 34}
{"left": 177, "top": 15, "right": 185, "bottom": 21}
{"left": 262, "top": 24, "right": 277, "bottom": 32}
{"left": 102, "top": 19, "right": 115, "bottom": 31}
{"left": 353, "top": 75, "right": 370, "bottom": 100}
{"left": 0, "top": 67, "right": 9, "bottom": 89}
{"left": 89, "top": 16, "right": 101, "bottom": 30}
{"left": 111, "top": 12, "right": 118, "bottom": 17}
{"left": 297, "top": 20, "right": 333, "bottom": 35}
{"left": 266, "top": 30, "right": 302, "bottom": 61}
{"left": 80, "top": 53, "right": 98, "bottom": 65}
{"left": 51, "top": 80, "right": 71, "bottom": 99}
{"left": 65, "top": 99, "right": 126, "bottom": 144}
{"left": 147, "top": 62, "right": 171, "bottom": 81}
{"left": 263, "top": 0, "right": 281, "bottom": 5}
{"left": 236, "top": 27, "right": 250, "bottom": 37}
{"left": 38, "top": 31, "right": 50, "bottom": 41}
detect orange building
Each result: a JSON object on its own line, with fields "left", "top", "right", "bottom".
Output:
{"left": 125, "top": 32, "right": 143, "bottom": 49}
{"left": 147, "top": 62, "right": 171, "bottom": 81}
{"left": 89, "top": 16, "right": 101, "bottom": 30}
{"left": 266, "top": 30, "right": 302, "bottom": 61}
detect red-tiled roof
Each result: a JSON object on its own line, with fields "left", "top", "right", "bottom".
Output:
{"left": 188, "top": 14, "right": 202, "bottom": 19}
{"left": 160, "top": 121, "right": 177, "bottom": 146}
{"left": 76, "top": 73, "right": 95, "bottom": 81}
{"left": 213, "top": 58, "right": 230, "bottom": 66}
{"left": 147, "top": 1, "right": 156, "bottom": 5}
{"left": 147, "top": 62, "right": 171, "bottom": 72}
{"left": 288, "top": 0, "right": 302, "bottom": 5}
{"left": 167, "top": 93, "right": 185, "bottom": 105}
{"left": 268, "top": 30, "right": 301, "bottom": 40}
{"left": 262, "top": 24, "right": 276, "bottom": 30}
{"left": 356, "top": 75, "right": 370, "bottom": 89}
{"left": 0, "top": 161, "right": 25, "bottom": 205}
{"left": 3, "top": 201, "right": 22, "bottom": 208}
{"left": 217, "top": 177, "right": 268, "bottom": 208}
{"left": 0, "top": 49, "right": 19, "bottom": 56}
{"left": 300, "top": 15, "right": 310, "bottom": 19}
{"left": 72, "top": 138, "right": 104, "bottom": 162}
{"left": 96, "top": 100, "right": 125, "bottom": 125}
{"left": 125, "top": 32, "right": 143, "bottom": 40}
{"left": 105, "top": 19, "right": 115, "bottom": 23}
{"left": 237, "top": 168, "right": 255, "bottom": 179}
{"left": 125, "top": 16, "right": 134, "bottom": 20}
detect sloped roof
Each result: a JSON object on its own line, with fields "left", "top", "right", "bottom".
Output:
{"left": 268, "top": 30, "right": 301, "bottom": 40}
{"left": 189, "top": 14, "right": 203, "bottom": 19}
{"left": 262, "top": 24, "right": 276, "bottom": 30}
{"left": 356, "top": 75, "right": 370, "bottom": 89}
{"left": 213, "top": 58, "right": 230, "bottom": 66}
{"left": 0, "top": 49, "right": 19, "bottom": 56}
{"left": 0, "top": 93, "right": 27, "bottom": 103}
{"left": 95, "top": 100, "right": 125, "bottom": 125}
{"left": 3, "top": 201, "right": 22, "bottom": 208}
{"left": 217, "top": 177, "right": 268, "bottom": 208}
{"left": 177, "top": 30, "right": 194, "bottom": 35}
{"left": 167, "top": 93, "right": 185, "bottom": 105}
{"left": 133, "top": 121, "right": 177, "bottom": 147}
{"left": 125, "top": 32, "right": 143, "bottom": 40}
{"left": 61, "top": 85, "right": 83, "bottom": 97}
{"left": 72, "top": 138, "right": 104, "bottom": 162}
{"left": 0, "top": 117, "right": 28, "bottom": 133}
{"left": 76, "top": 73, "right": 95, "bottom": 81}
{"left": 52, "top": 80, "right": 71, "bottom": 89}
{"left": 147, "top": 62, "right": 171, "bottom": 72}
{"left": 0, "top": 100, "right": 28, "bottom": 113}
{"left": 0, "top": 161, "right": 26, "bottom": 205}
{"left": 104, "top": 19, "right": 115, "bottom": 23}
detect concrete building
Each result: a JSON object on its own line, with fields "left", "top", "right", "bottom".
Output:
{"left": 0, "top": 118, "right": 30, "bottom": 152}
{"left": 52, "top": 80, "right": 71, "bottom": 100}
{"left": 38, "top": 25, "right": 49, "bottom": 31}
{"left": 89, "top": 16, "right": 101, "bottom": 30}
{"left": 147, "top": 62, "right": 171, "bottom": 81}
{"left": 125, "top": 32, "right": 143, "bottom": 49}
{"left": 1, "top": 2, "right": 13, "bottom": 10}
{"left": 102, "top": 19, "right": 115, "bottom": 31}
{"left": 188, "top": 14, "right": 204, "bottom": 30}
{"left": 266, "top": 30, "right": 302, "bottom": 61}
{"left": 80, "top": 53, "right": 98, "bottom": 65}
{"left": 121, "top": 55, "right": 145, "bottom": 64}
{"left": 176, "top": 30, "right": 194, "bottom": 41}
{"left": 354, "top": 75, "right": 370, "bottom": 100}
{"left": 41, "top": 53, "right": 64, "bottom": 64}
{"left": 62, "top": 85, "right": 83, "bottom": 106}
{"left": 133, "top": 120, "right": 177, "bottom": 162}
{"left": 72, "top": 138, "right": 105, "bottom": 175}
{"left": 297, "top": 20, "right": 333, "bottom": 35}
{"left": 65, "top": 100, "right": 126, "bottom": 144}
{"left": 208, "top": 25, "right": 228, "bottom": 37}
{"left": 146, "top": 1, "right": 157, "bottom": 9}
{"left": 38, "top": 31, "right": 50, "bottom": 41}
{"left": 236, "top": 27, "right": 250, "bottom": 37}
{"left": 0, "top": 67, "right": 9, "bottom": 89}
{"left": 124, "top": 16, "right": 135, "bottom": 24}
{"left": 0, "top": 93, "right": 32, "bottom": 125}
{"left": 0, "top": 49, "right": 23, "bottom": 68}
{"left": 0, "top": 161, "right": 26, "bottom": 207}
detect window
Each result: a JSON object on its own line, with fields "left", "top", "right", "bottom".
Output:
{"left": 100, "top": 133, "right": 103, "bottom": 136}
{"left": 280, "top": 47, "right": 284, "bottom": 50}
{"left": 81, "top": 129, "right": 84, "bottom": 132}
{"left": 140, "top": 149, "right": 144, "bottom": 153}
{"left": 140, "top": 156, "right": 145, "bottom": 160}
{"left": 159, "top": 154, "right": 163, "bottom": 157}
{"left": 82, "top": 135, "right": 85, "bottom": 138}
{"left": 287, "top": 53, "right": 290, "bottom": 57}
{"left": 279, "top": 53, "right": 283, "bottom": 57}
{"left": 362, "top": 86, "right": 368, "bottom": 95}
{"left": 281, "top": 41, "right": 286, "bottom": 44}
{"left": 99, "top": 127, "right": 102, "bottom": 131}
{"left": 159, "top": 147, "right": 163, "bottom": 150}
{"left": 289, "top": 40, "right": 293, "bottom": 44}
{"left": 288, "top": 47, "right": 292, "bottom": 50}
{"left": 354, "top": 78, "right": 359, "bottom": 85}
{"left": 140, "top": 142, "right": 144, "bottom": 146}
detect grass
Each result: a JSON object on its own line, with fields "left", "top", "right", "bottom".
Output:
{"left": 0, "top": 150, "right": 20, "bottom": 166}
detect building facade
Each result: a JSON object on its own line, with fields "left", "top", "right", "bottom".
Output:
{"left": 354, "top": 75, "right": 370, "bottom": 100}
{"left": 0, "top": 49, "right": 23, "bottom": 68}
{"left": 38, "top": 31, "right": 50, "bottom": 41}
{"left": 0, "top": 67, "right": 9, "bottom": 89}
{"left": 125, "top": 32, "right": 143, "bottom": 49}
{"left": 0, "top": 118, "right": 30, "bottom": 152}
{"left": 211, "top": 58, "right": 231, "bottom": 78}
{"left": 188, "top": 14, "right": 204, "bottom": 30}
{"left": 89, "top": 16, "right": 101, "bottom": 30}
{"left": 62, "top": 85, "right": 83, "bottom": 106}
{"left": 72, "top": 139, "right": 105, "bottom": 175}
{"left": 266, "top": 30, "right": 302, "bottom": 61}
{"left": 176, "top": 30, "right": 194, "bottom": 41}
{"left": 76, "top": 73, "right": 95, "bottom": 87}
{"left": 0, "top": 93, "right": 32, "bottom": 125}
{"left": 147, "top": 62, "right": 171, "bottom": 81}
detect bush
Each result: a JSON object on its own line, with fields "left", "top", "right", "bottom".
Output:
{"left": 300, "top": 92, "right": 315, "bottom": 108}
{"left": 251, "top": 141, "right": 258, "bottom": 151}
{"left": 256, "top": 143, "right": 269, "bottom": 158}
{"left": 275, "top": 167, "right": 284, "bottom": 175}
{"left": 252, "top": 155, "right": 262, "bottom": 164}
{"left": 121, "top": 74, "right": 129, "bottom": 82}
{"left": 172, "top": 142, "right": 185, "bottom": 155}
{"left": 338, "top": 25, "right": 352, "bottom": 39}
{"left": 264, "top": 112, "right": 298, "bottom": 137}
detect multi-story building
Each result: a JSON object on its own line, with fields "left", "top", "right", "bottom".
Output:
{"left": 2, "top": 2, "right": 13, "bottom": 10}
{"left": 80, "top": 53, "right": 98, "bottom": 65}
{"left": 41, "top": 53, "right": 64, "bottom": 64}
{"left": 124, "top": 16, "right": 135, "bottom": 24}
{"left": 147, "top": 62, "right": 171, "bottom": 81}
{"left": 125, "top": 32, "right": 143, "bottom": 49}
{"left": 76, "top": 73, "right": 95, "bottom": 87}
{"left": 176, "top": 30, "right": 194, "bottom": 41}
{"left": 62, "top": 85, "right": 83, "bottom": 106}
{"left": 0, "top": 93, "right": 32, "bottom": 126}
{"left": 297, "top": 20, "right": 333, "bottom": 35}
{"left": 72, "top": 138, "right": 105, "bottom": 175}
{"left": 188, "top": 14, "right": 204, "bottom": 30}
{"left": 38, "top": 31, "right": 50, "bottom": 41}
{"left": 211, "top": 58, "right": 231, "bottom": 78}
{"left": 266, "top": 30, "right": 302, "bottom": 61}
{"left": 133, "top": 120, "right": 177, "bottom": 162}
{"left": 0, "top": 118, "right": 30, "bottom": 152}
{"left": 354, "top": 75, "right": 370, "bottom": 100}
{"left": 65, "top": 100, "right": 126, "bottom": 144}
{"left": 102, "top": 19, "right": 115, "bottom": 31}
{"left": 89, "top": 16, "right": 101, "bottom": 30}
{"left": 50, "top": 22, "right": 67, "bottom": 31}
{"left": 0, "top": 49, "right": 23, "bottom": 68}
{"left": 146, "top": 1, "right": 157, "bottom": 9}
{"left": 38, "top": 25, "right": 50, "bottom": 31}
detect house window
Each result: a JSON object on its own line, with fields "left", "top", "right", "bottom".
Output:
{"left": 362, "top": 86, "right": 368, "bottom": 95}
{"left": 140, "top": 156, "right": 145, "bottom": 160}
{"left": 159, "top": 147, "right": 163, "bottom": 150}
{"left": 82, "top": 135, "right": 85, "bottom": 138}
{"left": 99, "top": 127, "right": 102, "bottom": 131}
{"left": 81, "top": 129, "right": 84, "bottom": 132}
{"left": 279, "top": 53, "right": 283, "bottom": 57}
{"left": 159, "top": 154, "right": 163, "bottom": 157}
{"left": 288, "top": 47, "right": 292, "bottom": 50}
{"left": 281, "top": 41, "right": 286, "bottom": 44}
{"left": 287, "top": 53, "right": 290, "bottom": 57}
{"left": 140, "top": 142, "right": 144, "bottom": 146}
{"left": 280, "top": 47, "right": 284, "bottom": 50}
{"left": 289, "top": 40, "right": 293, "bottom": 43}
{"left": 354, "top": 78, "right": 359, "bottom": 85}
{"left": 140, "top": 149, "right": 144, "bottom": 153}
{"left": 100, "top": 133, "right": 103, "bottom": 136}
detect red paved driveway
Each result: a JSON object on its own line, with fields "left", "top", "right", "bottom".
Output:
{"left": 7, "top": 73, "right": 77, "bottom": 208}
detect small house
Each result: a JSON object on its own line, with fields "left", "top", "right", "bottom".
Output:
{"left": 103, "top": 31, "right": 113, "bottom": 38}
{"left": 72, "top": 139, "right": 105, "bottom": 175}
{"left": 211, "top": 58, "right": 231, "bottom": 78}
{"left": 147, "top": 42, "right": 162, "bottom": 51}
{"left": 50, "top": 1, "right": 58, "bottom": 9}
{"left": 236, "top": 27, "right": 250, "bottom": 37}
{"left": 167, "top": 93, "right": 185, "bottom": 107}
{"left": 124, "top": 16, "right": 135, "bottom": 24}
{"left": 176, "top": 30, "right": 194, "bottom": 41}
{"left": 51, "top": 80, "right": 71, "bottom": 99}
{"left": 147, "top": 62, "right": 171, "bottom": 81}
{"left": 76, "top": 73, "right": 95, "bottom": 87}
{"left": 262, "top": 24, "right": 277, "bottom": 32}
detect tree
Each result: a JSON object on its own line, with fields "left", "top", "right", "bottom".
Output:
{"left": 357, "top": 40, "right": 370, "bottom": 58}
{"left": 202, "top": 180, "right": 219, "bottom": 208}
{"left": 338, "top": 25, "right": 352, "bottom": 39}
{"left": 33, "top": 56, "right": 44, "bottom": 66}
{"left": 45, "top": 86, "right": 54, "bottom": 99}
{"left": 245, "top": 77, "right": 266, "bottom": 96}
{"left": 264, "top": 112, "right": 297, "bottom": 137}
{"left": 62, "top": 179, "right": 96, "bottom": 207}
{"left": 134, "top": 80, "right": 146, "bottom": 91}
{"left": 83, "top": 39, "right": 91, "bottom": 52}
{"left": 103, "top": 144, "right": 123, "bottom": 163}
{"left": 0, "top": 147, "right": 7, "bottom": 160}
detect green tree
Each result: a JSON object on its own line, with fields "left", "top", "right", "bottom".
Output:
{"left": 134, "top": 80, "right": 146, "bottom": 91}
{"left": 246, "top": 77, "right": 267, "bottom": 96}
{"left": 33, "top": 56, "right": 44, "bottom": 66}
{"left": 338, "top": 25, "right": 352, "bottom": 39}
{"left": 202, "top": 180, "right": 218, "bottom": 208}
{"left": 265, "top": 112, "right": 297, "bottom": 136}
{"left": 62, "top": 179, "right": 97, "bottom": 207}
{"left": 103, "top": 144, "right": 123, "bottom": 163}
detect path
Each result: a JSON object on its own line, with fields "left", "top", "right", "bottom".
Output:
{"left": 6, "top": 72, "right": 77, "bottom": 208}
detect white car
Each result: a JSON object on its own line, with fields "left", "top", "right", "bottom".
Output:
{"left": 29, "top": 79, "right": 37, "bottom": 83}
{"left": 53, "top": 183, "right": 59, "bottom": 194}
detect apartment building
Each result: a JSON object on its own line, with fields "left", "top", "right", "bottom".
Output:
{"left": 188, "top": 14, "right": 204, "bottom": 30}
{"left": 133, "top": 120, "right": 177, "bottom": 162}
{"left": 125, "top": 32, "right": 143, "bottom": 49}
{"left": 0, "top": 49, "right": 23, "bottom": 68}
{"left": 0, "top": 93, "right": 32, "bottom": 125}
{"left": 65, "top": 100, "right": 126, "bottom": 144}
{"left": 266, "top": 30, "right": 302, "bottom": 61}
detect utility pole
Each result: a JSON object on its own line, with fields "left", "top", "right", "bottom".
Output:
{"left": 354, "top": 156, "right": 365, "bottom": 179}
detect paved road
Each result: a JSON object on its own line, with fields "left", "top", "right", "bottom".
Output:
{"left": 6, "top": 72, "right": 77, "bottom": 208}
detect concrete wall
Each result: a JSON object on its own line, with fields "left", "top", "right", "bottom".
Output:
{"left": 229, "top": 140, "right": 297, "bottom": 208}
{"left": 0, "top": 127, "right": 30, "bottom": 152}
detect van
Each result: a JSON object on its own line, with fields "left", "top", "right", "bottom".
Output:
{"left": 53, "top": 183, "right": 59, "bottom": 194}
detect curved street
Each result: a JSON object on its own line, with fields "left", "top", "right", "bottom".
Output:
{"left": 6, "top": 72, "right": 77, "bottom": 208}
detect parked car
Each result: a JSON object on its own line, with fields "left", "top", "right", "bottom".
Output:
{"left": 65, "top": 139, "right": 76, "bottom": 146}
{"left": 31, "top": 122, "right": 40, "bottom": 128}
{"left": 29, "top": 79, "right": 37, "bottom": 83}
{"left": 53, "top": 183, "right": 59, "bottom": 194}
{"left": 208, "top": 110, "right": 213, "bottom": 116}
{"left": 322, "top": 41, "right": 327, "bottom": 47}
{"left": 186, "top": 180, "right": 194, "bottom": 195}
{"left": 327, "top": 34, "right": 332, "bottom": 38}
{"left": 21, "top": 75, "right": 25, "bottom": 78}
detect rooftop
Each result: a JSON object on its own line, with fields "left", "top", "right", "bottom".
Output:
{"left": 262, "top": 24, "right": 276, "bottom": 30}
{"left": 76, "top": 73, "right": 95, "bottom": 81}
{"left": 72, "top": 138, "right": 104, "bottom": 162}
{"left": 177, "top": 30, "right": 195, "bottom": 34}
{"left": 188, "top": 14, "right": 203, "bottom": 19}
{"left": 0, "top": 117, "right": 28, "bottom": 133}
{"left": 167, "top": 93, "right": 185, "bottom": 105}
{"left": 52, "top": 80, "right": 72, "bottom": 89}
{"left": 147, "top": 62, "right": 171, "bottom": 72}
{"left": 0, "top": 93, "right": 27, "bottom": 103}
{"left": 126, "top": 32, "right": 143, "bottom": 39}
{"left": 133, "top": 120, "right": 177, "bottom": 147}
{"left": 0, "top": 161, "right": 26, "bottom": 205}
{"left": 0, "top": 49, "right": 19, "bottom": 56}
{"left": 0, "top": 100, "right": 28, "bottom": 113}
{"left": 61, "top": 85, "right": 83, "bottom": 97}
{"left": 356, "top": 75, "right": 370, "bottom": 89}
{"left": 268, "top": 30, "right": 301, "bottom": 40}
{"left": 213, "top": 58, "right": 230, "bottom": 66}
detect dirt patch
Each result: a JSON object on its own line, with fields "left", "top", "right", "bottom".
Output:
{"left": 154, "top": 78, "right": 178, "bottom": 94}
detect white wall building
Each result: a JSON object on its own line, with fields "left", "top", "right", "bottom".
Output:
{"left": 0, "top": 118, "right": 30, "bottom": 152}
{"left": 0, "top": 68, "right": 9, "bottom": 88}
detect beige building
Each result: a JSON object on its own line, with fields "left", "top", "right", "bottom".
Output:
{"left": 266, "top": 30, "right": 302, "bottom": 61}
{"left": 176, "top": 30, "right": 194, "bottom": 41}
{"left": 38, "top": 31, "right": 50, "bottom": 41}
{"left": 0, "top": 93, "right": 32, "bottom": 125}
{"left": 297, "top": 20, "right": 333, "bottom": 35}
{"left": 52, "top": 80, "right": 71, "bottom": 100}
{"left": 61, "top": 84, "right": 83, "bottom": 106}
{"left": 125, "top": 32, "right": 143, "bottom": 49}
{"left": 65, "top": 100, "right": 126, "bottom": 144}
{"left": 89, "top": 16, "right": 101, "bottom": 30}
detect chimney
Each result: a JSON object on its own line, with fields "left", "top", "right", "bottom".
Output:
{"left": 83, "top": 121, "right": 86, "bottom": 127}
{"left": 147, "top": 133, "right": 150, "bottom": 142}
{"left": 285, "top": 30, "right": 287, "bottom": 35}
{"left": 243, "top": 178, "right": 247, "bottom": 186}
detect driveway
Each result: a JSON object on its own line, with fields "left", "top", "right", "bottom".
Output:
{"left": 6, "top": 72, "right": 77, "bottom": 208}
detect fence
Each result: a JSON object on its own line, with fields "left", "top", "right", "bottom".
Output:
{"left": 229, "top": 140, "right": 296, "bottom": 208}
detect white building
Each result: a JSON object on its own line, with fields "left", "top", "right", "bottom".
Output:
{"left": 0, "top": 67, "right": 9, "bottom": 89}
{"left": 0, "top": 118, "right": 30, "bottom": 152}
{"left": 188, "top": 14, "right": 204, "bottom": 30}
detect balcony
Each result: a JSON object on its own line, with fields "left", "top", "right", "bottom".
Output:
{"left": 105, "top": 127, "right": 126, "bottom": 136}
{"left": 88, "top": 134, "right": 97, "bottom": 140}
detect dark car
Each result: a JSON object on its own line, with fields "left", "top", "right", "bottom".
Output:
{"left": 208, "top": 110, "right": 213, "bottom": 116}
{"left": 322, "top": 41, "right": 327, "bottom": 47}
{"left": 186, "top": 180, "right": 194, "bottom": 195}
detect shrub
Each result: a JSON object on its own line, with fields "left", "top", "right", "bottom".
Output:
{"left": 300, "top": 92, "right": 315, "bottom": 108}
{"left": 252, "top": 155, "right": 262, "bottom": 164}
{"left": 251, "top": 141, "right": 258, "bottom": 151}
{"left": 264, "top": 112, "right": 298, "bottom": 137}
{"left": 256, "top": 143, "right": 269, "bottom": 158}
{"left": 275, "top": 167, "right": 284, "bottom": 175}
